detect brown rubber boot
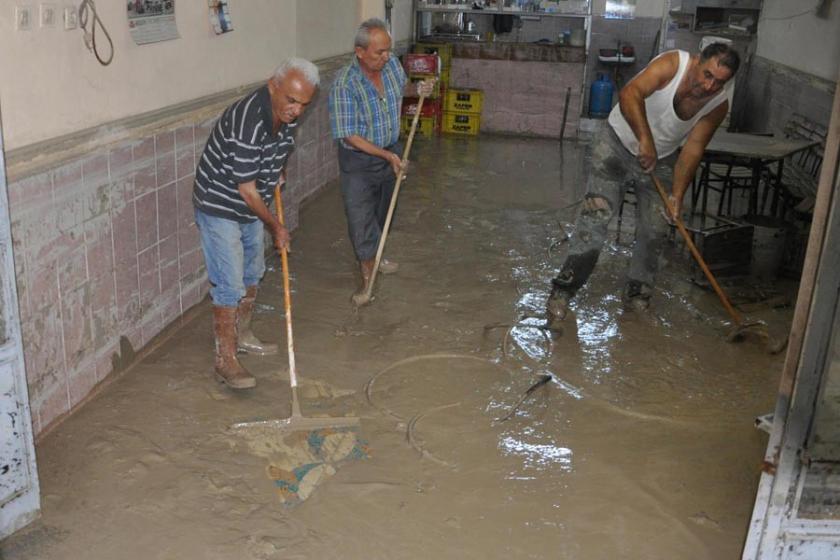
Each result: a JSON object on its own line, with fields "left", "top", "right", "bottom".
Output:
{"left": 237, "top": 286, "right": 279, "bottom": 355}
{"left": 379, "top": 258, "right": 399, "bottom": 275}
{"left": 351, "top": 259, "right": 376, "bottom": 306}
{"left": 213, "top": 306, "right": 256, "bottom": 389}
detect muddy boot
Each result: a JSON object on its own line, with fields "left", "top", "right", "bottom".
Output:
{"left": 213, "top": 306, "right": 257, "bottom": 390}
{"left": 379, "top": 258, "right": 399, "bottom": 275}
{"left": 624, "top": 280, "right": 652, "bottom": 312}
{"left": 351, "top": 259, "right": 376, "bottom": 306}
{"left": 237, "top": 286, "right": 278, "bottom": 355}
{"left": 546, "top": 288, "right": 571, "bottom": 329}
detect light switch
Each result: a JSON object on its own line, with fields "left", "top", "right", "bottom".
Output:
{"left": 15, "top": 5, "right": 33, "bottom": 31}
{"left": 63, "top": 5, "right": 77, "bottom": 30}
{"left": 40, "top": 3, "right": 56, "bottom": 27}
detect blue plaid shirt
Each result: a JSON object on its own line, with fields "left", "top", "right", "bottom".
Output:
{"left": 329, "top": 56, "right": 407, "bottom": 148}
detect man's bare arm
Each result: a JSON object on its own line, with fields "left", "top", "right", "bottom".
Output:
{"left": 238, "top": 180, "right": 290, "bottom": 251}
{"left": 670, "top": 101, "right": 728, "bottom": 216}
{"left": 618, "top": 51, "right": 680, "bottom": 172}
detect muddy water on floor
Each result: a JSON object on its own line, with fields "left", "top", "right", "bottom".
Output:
{"left": 4, "top": 136, "right": 791, "bottom": 559}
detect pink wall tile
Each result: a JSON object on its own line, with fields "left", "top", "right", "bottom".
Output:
{"left": 37, "top": 379, "right": 70, "bottom": 431}
{"left": 111, "top": 200, "right": 138, "bottom": 265}
{"left": 176, "top": 175, "right": 195, "bottom": 228}
{"left": 13, "top": 87, "right": 341, "bottom": 436}
{"left": 156, "top": 152, "right": 176, "bottom": 188}
{"left": 26, "top": 258, "right": 59, "bottom": 313}
{"left": 159, "top": 234, "right": 179, "bottom": 290}
{"left": 135, "top": 192, "right": 158, "bottom": 252}
{"left": 68, "top": 362, "right": 98, "bottom": 406}
{"left": 114, "top": 263, "right": 140, "bottom": 325}
{"left": 109, "top": 145, "right": 133, "bottom": 178}
{"left": 21, "top": 305, "right": 64, "bottom": 393}
{"left": 134, "top": 161, "right": 157, "bottom": 197}
{"left": 175, "top": 148, "right": 194, "bottom": 181}
{"left": 82, "top": 152, "right": 109, "bottom": 187}
{"left": 60, "top": 284, "right": 93, "bottom": 371}
{"left": 138, "top": 245, "right": 161, "bottom": 313}
{"left": 133, "top": 137, "right": 155, "bottom": 162}
{"left": 157, "top": 183, "right": 178, "bottom": 241}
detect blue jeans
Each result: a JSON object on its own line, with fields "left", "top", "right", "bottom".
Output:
{"left": 195, "top": 208, "right": 265, "bottom": 307}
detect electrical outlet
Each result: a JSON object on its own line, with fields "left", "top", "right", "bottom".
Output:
{"left": 63, "top": 5, "right": 77, "bottom": 30}
{"left": 40, "top": 3, "right": 56, "bottom": 27}
{"left": 15, "top": 5, "right": 33, "bottom": 31}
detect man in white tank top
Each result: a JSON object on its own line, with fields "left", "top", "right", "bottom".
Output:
{"left": 546, "top": 43, "right": 739, "bottom": 328}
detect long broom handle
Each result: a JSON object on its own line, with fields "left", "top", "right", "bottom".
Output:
{"left": 274, "top": 184, "right": 298, "bottom": 390}
{"left": 363, "top": 94, "right": 427, "bottom": 302}
{"left": 650, "top": 174, "right": 744, "bottom": 325}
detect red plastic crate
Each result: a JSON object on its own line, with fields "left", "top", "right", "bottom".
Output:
{"left": 402, "top": 97, "right": 441, "bottom": 118}
{"left": 403, "top": 53, "right": 439, "bottom": 75}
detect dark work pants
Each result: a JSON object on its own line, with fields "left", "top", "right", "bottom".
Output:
{"left": 338, "top": 142, "right": 401, "bottom": 261}
{"left": 552, "top": 125, "right": 676, "bottom": 296}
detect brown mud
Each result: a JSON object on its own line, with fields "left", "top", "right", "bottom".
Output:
{"left": 3, "top": 136, "right": 793, "bottom": 559}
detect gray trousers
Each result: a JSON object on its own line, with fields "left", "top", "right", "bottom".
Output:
{"left": 338, "top": 142, "right": 401, "bottom": 261}
{"left": 552, "top": 125, "right": 676, "bottom": 295}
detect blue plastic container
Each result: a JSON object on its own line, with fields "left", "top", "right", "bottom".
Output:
{"left": 589, "top": 73, "right": 614, "bottom": 118}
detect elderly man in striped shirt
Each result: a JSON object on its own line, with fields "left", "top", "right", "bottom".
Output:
{"left": 193, "top": 58, "right": 318, "bottom": 390}
{"left": 330, "top": 18, "right": 435, "bottom": 305}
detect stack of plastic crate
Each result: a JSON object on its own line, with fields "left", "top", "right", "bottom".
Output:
{"left": 401, "top": 52, "right": 442, "bottom": 138}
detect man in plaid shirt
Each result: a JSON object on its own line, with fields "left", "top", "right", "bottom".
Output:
{"left": 329, "top": 18, "right": 435, "bottom": 305}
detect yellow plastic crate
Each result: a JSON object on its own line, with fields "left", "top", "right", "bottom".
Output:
{"left": 401, "top": 115, "right": 437, "bottom": 138}
{"left": 439, "top": 68, "right": 451, "bottom": 88}
{"left": 444, "top": 88, "right": 483, "bottom": 114}
{"left": 409, "top": 73, "right": 441, "bottom": 99}
{"left": 442, "top": 112, "right": 480, "bottom": 136}
{"left": 413, "top": 42, "right": 452, "bottom": 69}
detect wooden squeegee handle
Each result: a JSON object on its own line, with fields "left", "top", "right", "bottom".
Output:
{"left": 363, "top": 94, "right": 427, "bottom": 302}
{"left": 274, "top": 184, "right": 298, "bottom": 389}
{"left": 650, "top": 174, "right": 744, "bottom": 325}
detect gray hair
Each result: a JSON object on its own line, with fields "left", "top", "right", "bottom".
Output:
{"left": 272, "top": 57, "right": 320, "bottom": 87}
{"left": 355, "top": 18, "right": 389, "bottom": 49}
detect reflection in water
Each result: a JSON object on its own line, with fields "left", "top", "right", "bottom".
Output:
{"left": 500, "top": 436, "right": 573, "bottom": 473}
{"left": 509, "top": 320, "right": 551, "bottom": 362}
{"left": 575, "top": 295, "right": 621, "bottom": 378}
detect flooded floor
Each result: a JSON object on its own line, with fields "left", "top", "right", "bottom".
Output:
{"left": 4, "top": 136, "right": 794, "bottom": 559}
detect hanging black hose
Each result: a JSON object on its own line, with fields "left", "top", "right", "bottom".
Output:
{"left": 79, "top": 0, "right": 114, "bottom": 66}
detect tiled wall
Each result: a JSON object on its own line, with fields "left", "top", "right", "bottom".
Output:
{"left": 7, "top": 68, "right": 340, "bottom": 436}
{"left": 584, "top": 16, "right": 662, "bottom": 116}
{"left": 737, "top": 55, "right": 836, "bottom": 136}
{"left": 450, "top": 59, "right": 583, "bottom": 138}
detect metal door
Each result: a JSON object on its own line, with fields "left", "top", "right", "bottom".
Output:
{"left": 0, "top": 107, "right": 40, "bottom": 539}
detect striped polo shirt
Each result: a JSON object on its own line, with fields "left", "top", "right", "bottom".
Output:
{"left": 193, "top": 85, "right": 297, "bottom": 222}
{"left": 329, "top": 56, "right": 407, "bottom": 148}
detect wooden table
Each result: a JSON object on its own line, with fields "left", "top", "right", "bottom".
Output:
{"left": 692, "top": 131, "right": 818, "bottom": 217}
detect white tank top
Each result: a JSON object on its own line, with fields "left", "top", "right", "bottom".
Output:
{"left": 608, "top": 50, "right": 733, "bottom": 158}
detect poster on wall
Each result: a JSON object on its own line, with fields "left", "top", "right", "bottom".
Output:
{"left": 127, "top": 0, "right": 180, "bottom": 45}
{"left": 209, "top": 0, "right": 233, "bottom": 35}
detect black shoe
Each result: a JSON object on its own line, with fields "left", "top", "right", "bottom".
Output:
{"left": 624, "top": 280, "right": 652, "bottom": 311}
